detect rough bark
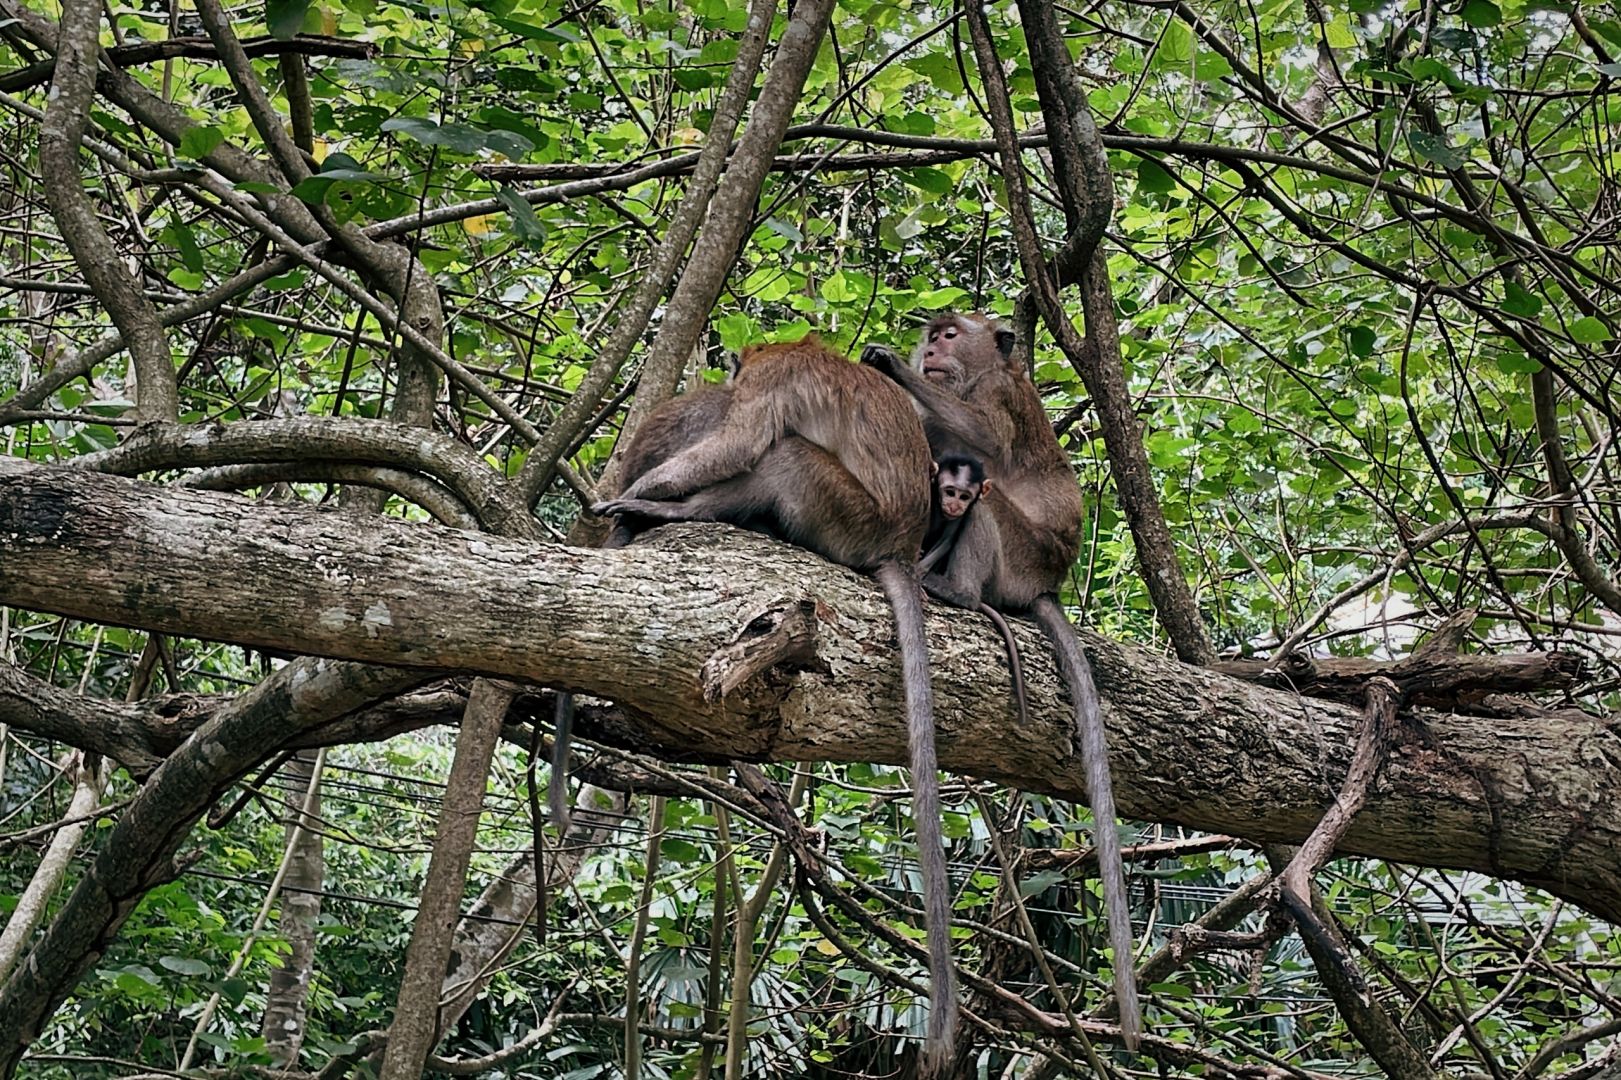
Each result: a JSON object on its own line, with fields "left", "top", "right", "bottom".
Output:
{"left": 37, "top": 0, "right": 178, "bottom": 422}
{"left": 1, "top": 458, "right": 1618, "bottom": 926}
{"left": 259, "top": 750, "right": 324, "bottom": 1067}
{"left": 379, "top": 681, "right": 511, "bottom": 1079}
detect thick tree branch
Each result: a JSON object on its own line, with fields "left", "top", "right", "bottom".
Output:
{"left": 71, "top": 415, "right": 529, "bottom": 537}
{"left": 1, "top": 458, "right": 1618, "bottom": 925}
{"left": 964, "top": 3, "right": 1214, "bottom": 665}
{"left": 37, "top": 0, "right": 178, "bottom": 422}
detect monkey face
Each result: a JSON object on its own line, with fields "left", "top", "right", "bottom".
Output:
{"left": 936, "top": 475, "right": 980, "bottom": 519}
{"left": 919, "top": 319, "right": 965, "bottom": 384}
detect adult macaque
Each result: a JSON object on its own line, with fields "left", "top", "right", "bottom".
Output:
{"left": 590, "top": 336, "right": 960, "bottom": 1072}
{"left": 925, "top": 454, "right": 1029, "bottom": 726}
{"left": 862, "top": 313, "right": 1143, "bottom": 1048}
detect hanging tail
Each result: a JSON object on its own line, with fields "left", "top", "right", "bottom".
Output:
{"left": 874, "top": 560, "right": 957, "bottom": 1075}
{"left": 1031, "top": 595, "right": 1142, "bottom": 1050}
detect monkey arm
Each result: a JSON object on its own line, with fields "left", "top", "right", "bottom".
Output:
{"left": 864, "top": 358, "right": 1012, "bottom": 464}
{"left": 919, "top": 518, "right": 964, "bottom": 573}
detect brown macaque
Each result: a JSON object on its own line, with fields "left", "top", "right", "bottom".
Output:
{"left": 862, "top": 313, "right": 1143, "bottom": 1048}
{"left": 925, "top": 455, "right": 1029, "bottom": 726}
{"left": 590, "top": 336, "right": 961, "bottom": 1073}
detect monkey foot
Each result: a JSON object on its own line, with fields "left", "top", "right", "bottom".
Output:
{"left": 592, "top": 498, "right": 677, "bottom": 519}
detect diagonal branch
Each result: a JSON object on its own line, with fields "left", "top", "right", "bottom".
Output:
{"left": 964, "top": 1, "right": 1214, "bottom": 665}
{"left": 609, "top": 0, "right": 837, "bottom": 469}
{"left": 37, "top": 0, "right": 177, "bottom": 422}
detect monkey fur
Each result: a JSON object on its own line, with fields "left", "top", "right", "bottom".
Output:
{"left": 862, "top": 313, "right": 1143, "bottom": 1049}
{"left": 590, "top": 336, "right": 961, "bottom": 1072}
{"left": 925, "top": 455, "right": 1031, "bottom": 727}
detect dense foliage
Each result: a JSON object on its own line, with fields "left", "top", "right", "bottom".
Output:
{"left": 2, "top": 0, "right": 1619, "bottom": 1075}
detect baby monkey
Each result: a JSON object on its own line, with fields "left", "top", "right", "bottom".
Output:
{"left": 924, "top": 454, "right": 1030, "bottom": 727}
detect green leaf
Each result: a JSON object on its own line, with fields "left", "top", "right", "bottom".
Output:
{"left": 166, "top": 224, "right": 204, "bottom": 273}
{"left": 1136, "top": 158, "right": 1177, "bottom": 195}
{"left": 380, "top": 117, "right": 488, "bottom": 154}
{"left": 673, "top": 68, "right": 716, "bottom": 90}
{"left": 903, "top": 52, "right": 965, "bottom": 94}
{"left": 1348, "top": 325, "right": 1376, "bottom": 357}
{"left": 1155, "top": 18, "right": 1195, "bottom": 67}
{"left": 763, "top": 218, "right": 803, "bottom": 244}
{"left": 1324, "top": 17, "right": 1358, "bottom": 48}
{"left": 1460, "top": 0, "right": 1501, "bottom": 26}
{"left": 484, "top": 129, "right": 534, "bottom": 159}
{"left": 659, "top": 837, "right": 702, "bottom": 862}
{"left": 904, "top": 168, "right": 954, "bottom": 196}
{"left": 1409, "top": 57, "right": 1464, "bottom": 89}
{"left": 1495, "top": 351, "right": 1542, "bottom": 374}
{"left": 820, "top": 271, "right": 860, "bottom": 304}
{"left": 1018, "top": 870, "right": 1066, "bottom": 898}
{"left": 266, "top": 0, "right": 309, "bottom": 39}
{"left": 1503, "top": 280, "right": 1543, "bottom": 318}
{"left": 178, "top": 126, "right": 224, "bottom": 160}
{"left": 1408, "top": 130, "right": 1466, "bottom": 169}
{"left": 1570, "top": 316, "right": 1611, "bottom": 344}
{"left": 159, "top": 956, "right": 211, "bottom": 976}
{"left": 490, "top": 16, "right": 580, "bottom": 42}
{"left": 917, "top": 286, "right": 969, "bottom": 309}
{"left": 496, "top": 187, "right": 546, "bottom": 243}
{"left": 166, "top": 267, "right": 204, "bottom": 290}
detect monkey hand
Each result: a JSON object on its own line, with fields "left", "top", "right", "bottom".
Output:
{"left": 858, "top": 343, "right": 904, "bottom": 377}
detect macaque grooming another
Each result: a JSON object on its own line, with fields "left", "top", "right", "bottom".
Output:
{"left": 590, "top": 335, "right": 961, "bottom": 1072}
{"left": 862, "top": 313, "right": 1143, "bottom": 1048}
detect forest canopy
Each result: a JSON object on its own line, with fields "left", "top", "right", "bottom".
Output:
{"left": 2, "top": 0, "right": 1620, "bottom": 1077}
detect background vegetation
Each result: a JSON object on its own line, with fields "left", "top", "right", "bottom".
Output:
{"left": 2, "top": 0, "right": 1619, "bottom": 1075}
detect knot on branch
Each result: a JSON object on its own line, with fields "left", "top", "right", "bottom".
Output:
{"left": 699, "top": 597, "right": 822, "bottom": 703}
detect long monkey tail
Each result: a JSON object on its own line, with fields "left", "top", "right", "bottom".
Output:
{"left": 548, "top": 692, "right": 575, "bottom": 832}
{"left": 1030, "top": 595, "right": 1142, "bottom": 1051}
{"left": 549, "top": 524, "right": 636, "bottom": 833}
{"left": 873, "top": 560, "right": 958, "bottom": 1076}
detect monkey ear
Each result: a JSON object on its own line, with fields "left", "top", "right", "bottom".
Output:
{"left": 981, "top": 479, "right": 994, "bottom": 495}
{"left": 994, "top": 327, "right": 1016, "bottom": 359}
{"left": 930, "top": 460, "right": 940, "bottom": 476}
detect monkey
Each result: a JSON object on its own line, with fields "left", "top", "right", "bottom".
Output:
{"left": 861, "top": 313, "right": 1143, "bottom": 1049}
{"left": 589, "top": 336, "right": 961, "bottom": 1073}
{"left": 922, "top": 453, "right": 986, "bottom": 571}
{"left": 923, "top": 454, "right": 1030, "bottom": 727}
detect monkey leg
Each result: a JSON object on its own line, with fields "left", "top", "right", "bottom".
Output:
{"left": 919, "top": 518, "right": 964, "bottom": 573}
{"left": 615, "top": 396, "right": 778, "bottom": 502}
{"left": 920, "top": 573, "right": 982, "bottom": 609}
{"left": 759, "top": 439, "right": 907, "bottom": 570}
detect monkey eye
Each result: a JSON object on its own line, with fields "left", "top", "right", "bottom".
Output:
{"left": 942, "top": 327, "right": 957, "bottom": 339}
